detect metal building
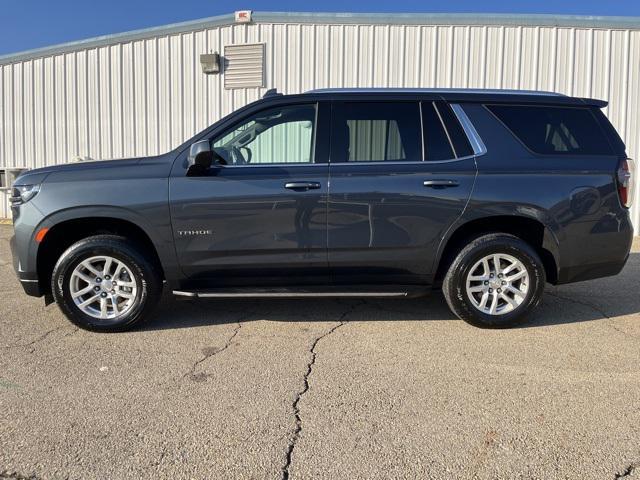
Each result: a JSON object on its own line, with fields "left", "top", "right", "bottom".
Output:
{"left": 1, "top": 11, "right": 640, "bottom": 227}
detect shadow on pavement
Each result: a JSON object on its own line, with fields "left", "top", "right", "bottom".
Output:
{"left": 142, "top": 254, "right": 640, "bottom": 331}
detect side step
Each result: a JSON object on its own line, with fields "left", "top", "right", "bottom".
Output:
{"left": 173, "top": 285, "right": 429, "bottom": 299}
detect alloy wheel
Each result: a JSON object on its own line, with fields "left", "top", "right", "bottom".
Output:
{"left": 465, "top": 253, "right": 530, "bottom": 315}
{"left": 69, "top": 255, "right": 138, "bottom": 320}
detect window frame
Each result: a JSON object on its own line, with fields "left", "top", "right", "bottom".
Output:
{"left": 484, "top": 103, "right": 616, "bottom": 157}
{"left": 206, "top": 102, "right": 322, "bottom": 168}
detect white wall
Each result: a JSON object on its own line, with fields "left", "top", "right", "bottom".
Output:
{"left": 1, "top": 15, "right": 639, "bottom": 226}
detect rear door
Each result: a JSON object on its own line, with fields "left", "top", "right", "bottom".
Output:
{"left": 327, "top": 98, "right": 478, "bottom": 285}
{"left": 169, "top": 101, "right": 330, "bottom": 287}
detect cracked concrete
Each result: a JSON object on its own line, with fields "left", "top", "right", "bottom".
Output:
{"left": 1, "top": 226, "right": 640, "bottom": 479}
{"left": 2, "top": 326, "right": 65, "bottom": 350}
{"left": 282, "top": 298, "right": 366, "bottom": 480}
{"left": 281, "top": 301, "right": 367, "bottom": 479}
{"left": 183, "top": 320, "right": 243, "bottom": 382}
{"left": 0, "top": 471, "right": 41, "bottom": 480}
{"left": 281, "top": 320, "right": 348, "bottom": 480}
{"left": 616, "top": 462, "right": 639, "bottom": 479}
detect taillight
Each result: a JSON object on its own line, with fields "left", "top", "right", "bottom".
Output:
{"left": 617, "top": 158, "right": 635, "bottom": 208}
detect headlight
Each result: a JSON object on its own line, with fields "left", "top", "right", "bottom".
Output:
{"left": 10, "top": 184, "right": 40, "bottom": 205}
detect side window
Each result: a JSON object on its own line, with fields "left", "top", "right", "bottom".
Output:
{"left": 434, "top": 101, "right": 474, "bottom": 158}
{"left": 487, "top": 104, "right": 614, "bottom": 155}
{"left": 422, "top": 102, "right": 455, "bottom": 161}
{"left": 330, "top": 102, "right": 422, "bottom": 162}
{"left": 212, "top": 104, "right": 316, "bottom": 165}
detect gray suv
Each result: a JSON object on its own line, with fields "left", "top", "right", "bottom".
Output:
{"left": 9, "top": 88, "right": 635, "bottom": 332}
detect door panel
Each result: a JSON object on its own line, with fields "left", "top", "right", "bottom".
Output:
{"left": 169, "top": 102, "right": 330, "bottom": 287}
{"left": 328, "top": 159, "right": 476, "bottom": 283}
{"left": 170, "top": 165, "right": 328, "bottom": 286}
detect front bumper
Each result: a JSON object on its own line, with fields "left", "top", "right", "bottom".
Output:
{"left": 10, "top": 233, "right": 43, "bottom": 297}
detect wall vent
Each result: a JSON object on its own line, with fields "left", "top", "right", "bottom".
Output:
{"left": 224, "top": 43, "right": 265, "bottom": 89}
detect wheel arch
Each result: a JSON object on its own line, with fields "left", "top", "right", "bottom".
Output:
{"left": 35, "top": 207, "right": 169, "bottom": 296}
{"left": 434, "top": 215, "right": 560, "bottom": 286}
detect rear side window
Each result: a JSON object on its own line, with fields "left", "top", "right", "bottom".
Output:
{"left": 487, "top": 104, "right": 613, "bottom": 155}
{"left": 330, "top": 102, "right": 422, "bottom": 162}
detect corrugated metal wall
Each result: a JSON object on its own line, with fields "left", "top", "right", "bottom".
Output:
{"left": 1, "top": 18, "right": 639, "bottom": 227}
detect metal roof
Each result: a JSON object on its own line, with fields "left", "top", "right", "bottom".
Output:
{"left": 2, "top": 11, "right": 640, "bottom": 65}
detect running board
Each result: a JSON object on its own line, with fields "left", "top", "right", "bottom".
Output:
{"left": 173, "top": 285, "right": 428, "bottom": 299}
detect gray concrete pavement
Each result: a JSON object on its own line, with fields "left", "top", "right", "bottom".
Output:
{"left": 1, "top": 224, "right": 639, "bottom": 479}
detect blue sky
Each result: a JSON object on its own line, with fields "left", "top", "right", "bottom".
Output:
{"left": 2, "top": 0, "right": 640, "bottom": 56}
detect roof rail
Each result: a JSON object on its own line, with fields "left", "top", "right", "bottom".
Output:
{"left": 305, "top": 88, "right": 565, "bottom": 96}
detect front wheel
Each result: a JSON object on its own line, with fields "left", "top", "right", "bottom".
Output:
{"left": 51, "top": 235, "right": 162, "bottom": 332}
{"left": 442, "top": 233, "right": 546, "bottom": 328}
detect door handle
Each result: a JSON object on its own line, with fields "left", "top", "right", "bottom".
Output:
{"left": 284, "top": 181, "right": 321, "bottom": 190}
{"left": 423, "top": 179, "right": 459, "bottom": 188}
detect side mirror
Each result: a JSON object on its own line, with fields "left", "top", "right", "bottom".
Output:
{"left": 188, "top": 140, "right": 214, "bottom": 171}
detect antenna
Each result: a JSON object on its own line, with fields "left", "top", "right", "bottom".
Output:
{"left": 263, "top": 88, "right": 282, "bottom": 98}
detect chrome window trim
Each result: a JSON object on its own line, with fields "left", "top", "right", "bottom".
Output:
{"left": 450, "top": 103, "right": 487, "bottom": 156}
{"left": 329, "top": 156, "right": 475, "bottom": 166}
{"left": 210, "top": 162, "right": 327, "bottom": 168}
{"left": 215, "top": 157, "right": 477, "bottom": 168}
{"left": 330, "top": 160, "right": 425, "bottom": 166}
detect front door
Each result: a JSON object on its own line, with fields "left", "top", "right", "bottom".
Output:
{"left": 327, "top": 99, "right": 477, "bottom": 285}
{"left": 170, "top": 102, "right": 329, "bottom": 287}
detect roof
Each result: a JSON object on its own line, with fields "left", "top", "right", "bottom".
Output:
{"left": 268, "top": 88, "right": 607, "bottom": 107}
{"left": 2, "top": 11, "right": 640, "bottom": 65}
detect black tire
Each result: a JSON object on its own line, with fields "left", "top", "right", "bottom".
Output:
{"left": 442, "top": 233, "right": 545, "bottom": 328}
{"left": 51, "top": 235, "right": 162, "bottom": 332}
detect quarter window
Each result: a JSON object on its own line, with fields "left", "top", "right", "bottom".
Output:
{"left": 212, "top": 104, "right": 316, "bottom": 165}
{"left": 434, "top": 101, "right": 474, "bottom": 158}
{"left": 330, "top": 102, "right": 422, "bottom": 162}
{"left": 487, "top": 104, "right": 613, "bottom": 155}
{"left": 422, "top": 102, "right": 455, "bottom": 161}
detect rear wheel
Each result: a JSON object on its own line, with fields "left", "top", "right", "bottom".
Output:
{"left": 442, "top": 233, "right": 545, "bottom": 328}
{"left": 51, "top": 235, "right": 162, "bottom": 332}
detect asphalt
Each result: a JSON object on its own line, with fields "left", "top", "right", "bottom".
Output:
{"left": 1, "top": 224, "right": 639, "bottom": 480}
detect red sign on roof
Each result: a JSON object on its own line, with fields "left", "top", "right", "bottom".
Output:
{"left": 235, "top": 10, "right": 252, "bottom": 23}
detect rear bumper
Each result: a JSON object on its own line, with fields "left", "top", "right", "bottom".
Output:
{"left": 556, "top": 213, "right": 634, "bottom": 285}
{"left": 557, "top": 255, "right": 629, "bottom": 284}
{"left": 10, "top": 234, "right": 43, "bottom": 297}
